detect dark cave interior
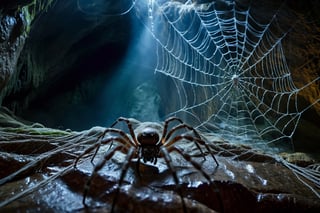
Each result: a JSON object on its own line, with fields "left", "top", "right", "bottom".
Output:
{"left": 0, "top": 1, "right": 320, "bottom": 212}
{"left": 2, "top": 0, "right": 160, "bottom": 130}
{"left": 0, "top": 0, "right": 319, "bottom": 134}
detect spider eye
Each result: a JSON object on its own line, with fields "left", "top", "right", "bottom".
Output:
{"left": 137, "top": 128, "right": 160, "bottom": 145}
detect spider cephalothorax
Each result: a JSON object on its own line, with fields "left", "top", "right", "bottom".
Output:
{"left": 136, "top": 125, "right": 162, "bottom": 164}
{"left": 74, "top": 117, "right": 219, "bottom": 212}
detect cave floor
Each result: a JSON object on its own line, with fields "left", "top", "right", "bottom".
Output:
{"left": 0, "top": 109, "right": 319, "bottom": 213}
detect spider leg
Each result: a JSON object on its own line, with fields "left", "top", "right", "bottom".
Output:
{"left": 82, "top": 143, "right": 127, "bottom": 207}
{"left": 167, "top": 123, "right": 204, "bottom": 141}
{"left": 111, "top": 147, "right": 135, "bottom": 212}
{"left": 97, "top": 127, "right": 137, "bottom": 157}
{"left": 192, "top": 137, "right": 219, "bottom": 167}
{"left": 74, "top": 132, "right": 134, "bottom": 168}
{"left": 159, "top": 147, "right": 187, "bottom": 213}
{"left": 166, "top": 145, "right": 212, "bottom": 181}
{"left": 161, "top": 118, "right": 217, "bottom": 164}
{"left": 110, "top": 117, "right": 139, "bottom": 146}
{"left": 74, "top": 142, "right": 101, "bottom": 168}
{"left": 164, "top": 134, "right": 219, "bottom": 167}
{"left": 163, "top": 123, "right": 207, "bottom": 160}
{"left": 161, "top": 117, "right": 184, "bottom": 143}
{"left": 166, "top": 145, "right": 224, "bottom": 213}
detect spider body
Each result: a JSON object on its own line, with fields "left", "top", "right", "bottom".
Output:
{"left": 137, "top": 127, "right": 161, "bottom": 164}
{"left": 74, "top": 117, "right": 219, "bottom": 212}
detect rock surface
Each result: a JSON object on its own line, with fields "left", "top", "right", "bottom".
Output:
{"left": 0, "top": 111, "right": 319, "bottom": 212}
{"left": 0, "top": 9, "right": 27, "bottom": 98}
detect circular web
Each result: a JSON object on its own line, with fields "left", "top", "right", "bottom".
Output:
{"left": 134, "top": 0, "right": 320, "bottom": 152}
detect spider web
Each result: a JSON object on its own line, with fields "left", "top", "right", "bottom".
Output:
{"left": 133, "top": 0, "right": 320, "bottom": 152}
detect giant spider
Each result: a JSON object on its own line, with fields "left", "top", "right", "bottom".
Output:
{"left": 74, "top": 117, "right": 219, "bottom": 212}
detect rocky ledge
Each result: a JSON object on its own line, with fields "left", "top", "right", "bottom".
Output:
{"left": 0, "top": 109, "right": 319, "bottom": 213}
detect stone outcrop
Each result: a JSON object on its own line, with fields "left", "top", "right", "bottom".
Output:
{"left": 0, "top": 113, "right": 319, "bottom": 212}
{"left": 0, "top": 7, "right": 28, "bottom": 101}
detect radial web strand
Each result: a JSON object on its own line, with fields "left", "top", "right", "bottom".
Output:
{"left": 134, "top": 0, "right": 320, "bottom": 152}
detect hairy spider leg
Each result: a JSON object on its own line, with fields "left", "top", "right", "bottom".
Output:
{"left": 82, "top": 142, "right": 129, "bottom": 207}
{"left": 111, "top": 147, "right": 135, "bottom": 213}
{"left": 159, "top": 147, "right": 187, "bottom": 213}
{"left": 73, "top": 132, "right": 135, "bottom": 168}
{"left": 165, "top": 144, "right": 224, "bottom": 213}
{"left": 164, "top": 135, "right": 218, "bottom": 181}
{"left": 161, "top": 117, "right": 207, "bottom": 159}
{"left": 164, "top": 123, "right": 207, "bottom": 161}
{"left": 90, "top": 128, "right": 137, "bottom": 163}
{"left": 161, "top": 117, "right": 212, "bottom": 161}
{"left": 163, "top": 125, "right": 219, "bottom": 167}
{"left": 74, "top": 142, "right": 99, "bottom": 168}
{"left": 161, "top": 117, "right": 184, "bottom": 142}
{"left": 166, "top": 144, "right": 212, "bottom": 182}
{"left": 110, "top": 117, "right": 139, "bottom": 145}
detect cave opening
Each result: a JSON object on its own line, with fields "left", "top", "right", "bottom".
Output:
{"left": 2, "top": 0, "right": 160, "bottom": 130}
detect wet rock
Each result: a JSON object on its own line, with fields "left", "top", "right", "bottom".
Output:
{"left": 0, "top": 130, "right": 319, "bottom": 213}
{"left": 0, "top": 151, "right": 32, "bottom": 179}
{"left": 0, "top": 10, "right": 27, "bottom": 96}
{"left": 279, "top": 152, "right": 317, "bottom": 167}
{"left": 65, "top": 149, "right": 319, "bottom": 212}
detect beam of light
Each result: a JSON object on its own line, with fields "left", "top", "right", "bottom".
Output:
{"left": 98, "top": 0, "right": 160, "bottom": 125}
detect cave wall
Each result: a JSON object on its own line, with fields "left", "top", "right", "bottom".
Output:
{"left": 0, "top": 2, "right": 29, "bottom": 103}
{"left": 0, "top": 0, "right": 140, "bottom": 129}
